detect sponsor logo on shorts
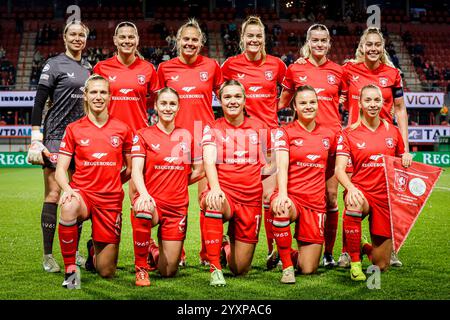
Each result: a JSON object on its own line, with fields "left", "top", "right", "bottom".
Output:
{"left": 178, "top": 216, "right": 186, "bottom": 233}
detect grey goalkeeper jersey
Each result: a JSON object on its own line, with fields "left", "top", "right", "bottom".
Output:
{"left": 39, "top": 53, "right": 91, "bottom": 140}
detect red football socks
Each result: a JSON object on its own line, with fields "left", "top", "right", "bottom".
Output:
{"left": 324, "top": 207, "right": 339, "bottom": 255}
{"left": 58, "top": 221, "right": 78, "bottom": 272}
{"left": 343, "top": 210, "right": 363, "bottom": 262}
{"left": 199, "top": 210, "right": 208, "bottom": 261}
{"left": 204, "top": 210, "right": 223, "bottom": 272}
{"left": 131, "top": 211, "right": 152, "bottom": 270}
{"left": 272, "top": 216, "right": 292, "bottom": 269}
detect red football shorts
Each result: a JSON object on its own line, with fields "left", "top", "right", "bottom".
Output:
{"left": 201, "top": 189, "right": 262, "bottom": 244}
{"left": 156, "top": 205, "right": 188, "bottom": 241}
{"left": 270, "top": 192, "right": 325, "bottom": 244}
{"left": 72, "top": 187, "right": 123, "bottom": 244}
{"left": 363, "top": 191, "right": 391, "bottom": 238}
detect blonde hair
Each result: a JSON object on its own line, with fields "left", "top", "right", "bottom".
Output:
{"left": 83, "top": 74, "right": 110, "bottom": 114}
{"left": 63, "top": 20, "right": 89, "bottom": 38}
{"left": 300, "top": 24, "right": 331, "bottom": 58}
{"left": 114, "top": 21, "right": 144, "bottom": 59}
{"left": 239, "top": 16, "right": 266, "bottom": 64}
{"left": 347, "top": 27, "right": 395, "bottom": 68}
{"left": 350, "top": 84, "right": 389, "bottom": 130}
{"left": 156, "top": 87, "right": 180, "bottom": 103}
{"left": 176, "top": 18, "right": 206, "bottom": 56}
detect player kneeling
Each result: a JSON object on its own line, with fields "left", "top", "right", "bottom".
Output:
{"left": 131, "top": 87, "right": 204, "bottom": 286}
{"left": 201, "top": 80, "right": 273, "bottom": 287}
{"left": 335, "top": 84, "right": 412, "bottom": 281}
{"left": 270, "top": 85, "right": 338, "bottom": 284}
{"left": 55, "top": 74, "right": 133, "bottom": 289}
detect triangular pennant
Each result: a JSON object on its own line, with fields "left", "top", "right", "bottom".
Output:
{"left": 383, "top": 155, "right": 443, "bottom": 253}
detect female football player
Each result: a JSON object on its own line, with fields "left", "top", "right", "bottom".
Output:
{"left": 131, "top": 87, "right": 204, "bottom": 286}
{"left": 335, "top": 84, "right": 412, "bottom": 281}
{"left": 28, "top": 20, "right": 91, "bottom": 273}
{"left": 271, "top": 85, "right": 338, "bottom": 284}
{"left": 56, "top": 74, "right": 132, "bottom": 288}
{"left": 279, "top": 24, "right": 344, "bottom": 268}
{"left": 201, "top": 80, "right": 273, "bottom": 286}
{"left": 221, "top": 16, "right": 286, "bottom": 268}
{"left": 93, "top": 21, "right": 160, "bottom": 271}
{"left": 157, "top": 19, "right": 223, "bottom": 266}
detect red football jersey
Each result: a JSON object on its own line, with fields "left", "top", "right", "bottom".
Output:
{"left": 282, "top": 58, "right": 343, "bottom": 133}
{"left": 336, "top": 122, "right": 405, "bottom": 199}
{"left": 202, "top": 117, "right": 271, "bottom": 206}
{"left": 157, "top": 56, "right": 223, "bottom": 136}
{"left": 93, "top": 56, "right": 159, "bottom": 132}
{"left": 131, "top": 125, "right": 195, "bottom": 209}
{"left": 342, "top": 62, "right": 403, "bottom": 125}
{"left": 274, "top": 121, "right": 337, "bottom": 211}
{"left": 221, "top": 54, "right": 287, "bottom": 129}
{"left": 59, "top": 116, "right": 132, "bottom": 195}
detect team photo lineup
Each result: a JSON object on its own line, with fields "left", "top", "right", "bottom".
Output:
{"left": 1, "top": 0, "right": 449, "bottom": 300}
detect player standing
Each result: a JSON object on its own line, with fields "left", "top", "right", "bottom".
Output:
{"left": 92, "top": 21, "right": 160, "bottom": 272}
{"left": 335, "top": 84, "right": 412, "bottom": 281}
{"left": 157, "top": 19, "right": 223, "bottom": 266}
{"left": 341, "top": 27, "right": 413, "bottom": 266}
{"left": 131, "top": 87, "right": 204, "bottom": 286}
{"left": 201, "top": 80, "right": 273, "bottom": 286}
{"left": 271, "top": 85, "right": 337, "bottom": 284}
{"left": 279, "top": 24, "right": 344, "bottom": 268}
{"left": 55, "top": 74, "right": 132, "bottom": 288}
{"left": 221, "top": 16, "right": 286, "bottom": 269}
{"left": 27, "top": 21, "right": 91, "bottom": 273}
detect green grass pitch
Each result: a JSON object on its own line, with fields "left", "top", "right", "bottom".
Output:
{"left": 0, "top": 168, "right": 449, "bottom": 300}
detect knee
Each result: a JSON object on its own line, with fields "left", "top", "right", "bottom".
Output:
{"left": 60, "top": 202, "right": 80, "bottom": 220}
{"left": 97, "top": 266, "right": 116, "bottom": 279}
{"left": 299, "top": 263, "right": 318, "bottom": 275}
{"left": 160, "top": 267, "right": 178, "bottom": 278}
{"left": 230, "top": 264, "right": 250, "bottom": 276}
{"left": 376, "top": 262, "right": 389, "bottom": 272}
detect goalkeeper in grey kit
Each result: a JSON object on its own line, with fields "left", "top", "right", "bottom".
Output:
{"left": 27, "top": 20, "right": 91, "bottom": 273}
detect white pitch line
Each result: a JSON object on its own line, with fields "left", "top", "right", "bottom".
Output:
{"left": 435, "top": 187, "right": 450, "bottom": 191}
